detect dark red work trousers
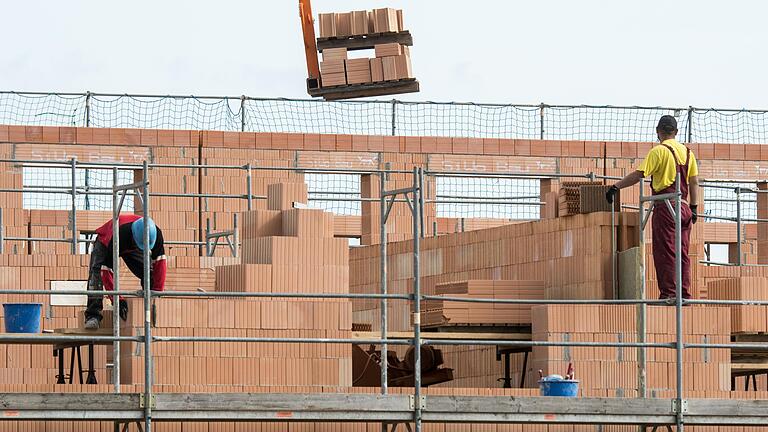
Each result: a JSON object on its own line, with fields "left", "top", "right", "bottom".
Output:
{"left": 651, "top": 202, "right": 692, "bottom": 299}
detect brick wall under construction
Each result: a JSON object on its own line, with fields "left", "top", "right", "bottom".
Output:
{"left": 2, "top": 125, "right": 768, "bottom": 431}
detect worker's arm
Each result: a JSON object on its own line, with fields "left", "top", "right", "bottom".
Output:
{"left": 688, "top": 176, "right": 699, "bottom": 207}
{"left": 688, "top": 175, "right": 699, "bottom": 223}
{"left": 605, "top": 170, "right": 645, "bottom": 204}
{"left": 612, "top": 170, "right": 645, "bottom": 190}
{"left": 150, "top": 228, "right": 167, "bottom": 292}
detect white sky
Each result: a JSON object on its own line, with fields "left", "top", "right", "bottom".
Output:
{"left": 1, "top": 0, "right": 767, "bottom": 108}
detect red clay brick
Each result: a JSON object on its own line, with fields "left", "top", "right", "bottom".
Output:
{"left": 157, "top": 130, "right": 174, "bottom": 145}
{"left": 698, "top": 143, "right": 714, "bottom": 160}
{"left": 223, "top": 132, "right": 240, "bottom": 148}
{"left": 272, "top": 133, "right": 289, "bottom": 149}
{"left": 351, "top": 135, "right": 368, "bottom": 151}
{"left": 59, "top": 127, "right": 76, "bottom": 144}
{"left": 713, "top": 143, "right": 729, "bottom": 159}
{"left": 255, "top": 133, "right": 272, "bottom": 149}
{"left": 566, "top": 140, "right": 585, "bottom": 157}
{"left": 745, "top": 144, "right": 761, "bottom": 161}
{"left": 42, "top": 126, "right": 59, "bottom": 143}
{"left": 8, "top": 126, "right": 26, "bottom": 142}
{"left": 421, "top": 137, "right": 437, "bottom": 153}
{"left": 319, "top": 134, "right": 335, "bottom": 150}
{"left": 467, "top": 138, "right": 483, "bottom": 153}
{"left": 544, "top": 140, "right": 561, "bottom": 156}
{"left": 0, "top": 125, "right": 8, "bottom": 141}
{"left": 368, "top": 135, "right": 384, "bottom": 152}
{"left": 452, "top": 138, "right": 469, "bottom": 154}
{"left": 140, "top": 129, "right": 157, "bottom": 146}
{"left": 109, "top": 128, "right": 126, "bottom": 145}
{"left": 173, "top": 130, "right": 192, "bottom": 147}
{"left": 637, "top": 142, "right": 653, "bottom": 158}
{"left": 240, "top": 132, "right": 256, "bottom": 148}
{"left": 436, "top": 138, "right": 452, "bottom": 153}
{"left": 304, "top": 134, "right": 320, "bottom": 150}
{"left": 497, "top": 139, "right": 514, "bottom": 155}
{"left": 530, "top": 140, "right": 547, "bottom": 156}
{"left": 483, "top": 138, "right": 500, "bottom": 155}
{"left": 584, "top": 141, "right": 602, "bottom": 157}
{"left": 730, "top": 144, "right": 746, "bottom": 160}
{"left": 336, "top": 134, "right": 352, "bottom": 151}
{"left": 605, "top": 142, "right": 621, "bottom": 157}
{"left": 124, "top": 128, "right": 141, "bottom": 145}
{"left": 404, "top": 137, "right": 420, "bottom": 153}
{"left": 382, "top": 136, "right": 398, "bottom": 152}
{"left": 514, "top": 139, "right": 531, "bottom": 156}
{"left": 93, "top": 128, "right": 110, "bottom": 144}
{"left": 761, "top": 145, "right": 768, "bottom": 161}
{"left": 621, "top": 141, "right": 637, "bottom": 158}
{"left": 25, "top": 126, "right": 43, "bottom": 143}
{"left": 286, "top": 134, "right": 304, "bottom": 150}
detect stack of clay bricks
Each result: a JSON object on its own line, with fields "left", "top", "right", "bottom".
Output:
{"left": 320, "top": 44, "right": 413, "bottom": 88}
{"left": 708, "top": 277, "right": 768, "bottom": 333}
{"left": 579, "top": 184, "right": 619, "bottom": 214}
{"left": 318, "top": 7, "right": 413, "bottom": 88}
{"left": 115, "top": 181, "right": 352, "bottom": 388}
{"left": 351, "top": 212, "right": 636, "bottom": 333}
{"left": 318, "top": 8, "right": 404, "bottom": 39}
{"left": 558, "top": 181, "right": 598, "bottom": 215}
{"left": 422, "top": 280, "right": 545, "bottom": 327}
{"left": 530, "top": 304, "right": 732, "bottom": 396}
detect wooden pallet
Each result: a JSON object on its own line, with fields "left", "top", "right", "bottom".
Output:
{"left": 310, "top": 79, "right": 419, "bottom": 101}
{"left": 317, "top": 31, "right": 413, "bottom": 52}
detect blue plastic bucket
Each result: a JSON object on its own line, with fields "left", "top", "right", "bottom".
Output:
{"left": 3, "top": 303, "right": 43, "bottom": 333}
{"left": 539, "top": 378, "right": 579, "bottom": 397}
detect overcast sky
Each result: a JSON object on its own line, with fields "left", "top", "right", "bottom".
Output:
{"left": 1, "top": 0, "right": 766, "bottom": 108}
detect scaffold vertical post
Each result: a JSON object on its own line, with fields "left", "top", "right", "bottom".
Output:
{"left": 379, "top": 171, "right": 388, "bottom": 432}
{"left": 142, "top": 160, "right": 153, "bottom": 432}
{"left": 233, "top": 213, "right": 239, "bottom": 258}
{"left": 0, "top": 208, "right": 4, "bottom": 254}
{"left": 412, "top": 167, "right": 423, "bottom": 432}
{"left": 674, "top": 173, "right": 684, "bottom": 431}
{"left": 85, "top": 91, "right": 91, "bottom": 127}
{"left": 540, "top": 103, "right": 546, "bottom": 140}
{"left": 246, "top": 164, "right": 253, "bottom": 211}
{"left": 71, "top": 157, "right": 78, "bottom": 255}
{"left": 419, "top": 169, "right": 426, "bottom": 239}
{"left": 736, "top": 187, "right": 742, "bottom": 266}
{"left": 637, "top": 179, "right": 647, "bottom": 399}
{"left": 687, "top": 106, "right": 693, "bottom": 143}
{"left": 391, "top": 99, "right": 397, "bottom": 136}
{"left": 111, "top": 167, "right": 121, "bottom": 392}
{"left": 240, "top": 96, "right": 246, "bottom": 132}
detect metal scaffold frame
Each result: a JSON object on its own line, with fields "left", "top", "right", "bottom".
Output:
{"left": 1, "top": 159, "right": 768, "bottom": 429}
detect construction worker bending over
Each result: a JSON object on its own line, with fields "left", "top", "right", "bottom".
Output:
{"left": 84, "top": 215, "right": 167, "bottom": 329}
{"left": 606, "top": 115, "right": 699, "bottom": 300}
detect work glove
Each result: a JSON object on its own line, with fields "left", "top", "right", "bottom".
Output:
{"left": 605, "top": 185, "right": 619, "bottom": 204}
{"left": 690, "top": 205, "right": 698, "bottom": 224}
{"left": 119, "top": 299, "right": 129, "bottom": 322}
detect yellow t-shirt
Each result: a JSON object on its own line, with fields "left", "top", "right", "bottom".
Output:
{"left": 637, "top": 139, "right": 699, "bottom": 192}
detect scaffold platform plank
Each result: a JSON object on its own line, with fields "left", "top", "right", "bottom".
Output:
{"left": 3, "top": 393, "right": 768, "bottom": 425}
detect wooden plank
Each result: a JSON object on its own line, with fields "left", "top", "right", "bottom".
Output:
{"left": 317, "top": 31, "right": 412, "bottom": 52}
{"left": 0, "top": 393, "right": 140, "bottom": 410}
{"left": 154, "top": 393, "right": 411, "bottom": 412}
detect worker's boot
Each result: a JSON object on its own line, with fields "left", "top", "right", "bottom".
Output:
{"left": 119, "top": 300, "right": 129, "bottom": 321}
{"left": 84, "top": 316, "right": 99, "bottom": 330}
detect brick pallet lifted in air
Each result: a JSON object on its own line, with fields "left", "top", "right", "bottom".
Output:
{"left": 305, "top": 7, "right": 420, "bottom": 100}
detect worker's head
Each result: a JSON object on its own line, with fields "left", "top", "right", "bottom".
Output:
{"left": 131, "top": 217, "right": 157, "bottom": 251}
{"left": 656, "top": 115, "right": 678, "bottom": 141}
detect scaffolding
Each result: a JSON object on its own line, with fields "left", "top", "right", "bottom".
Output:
{"left": 0, "top": 159, "right": 768, "bottom": 432}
